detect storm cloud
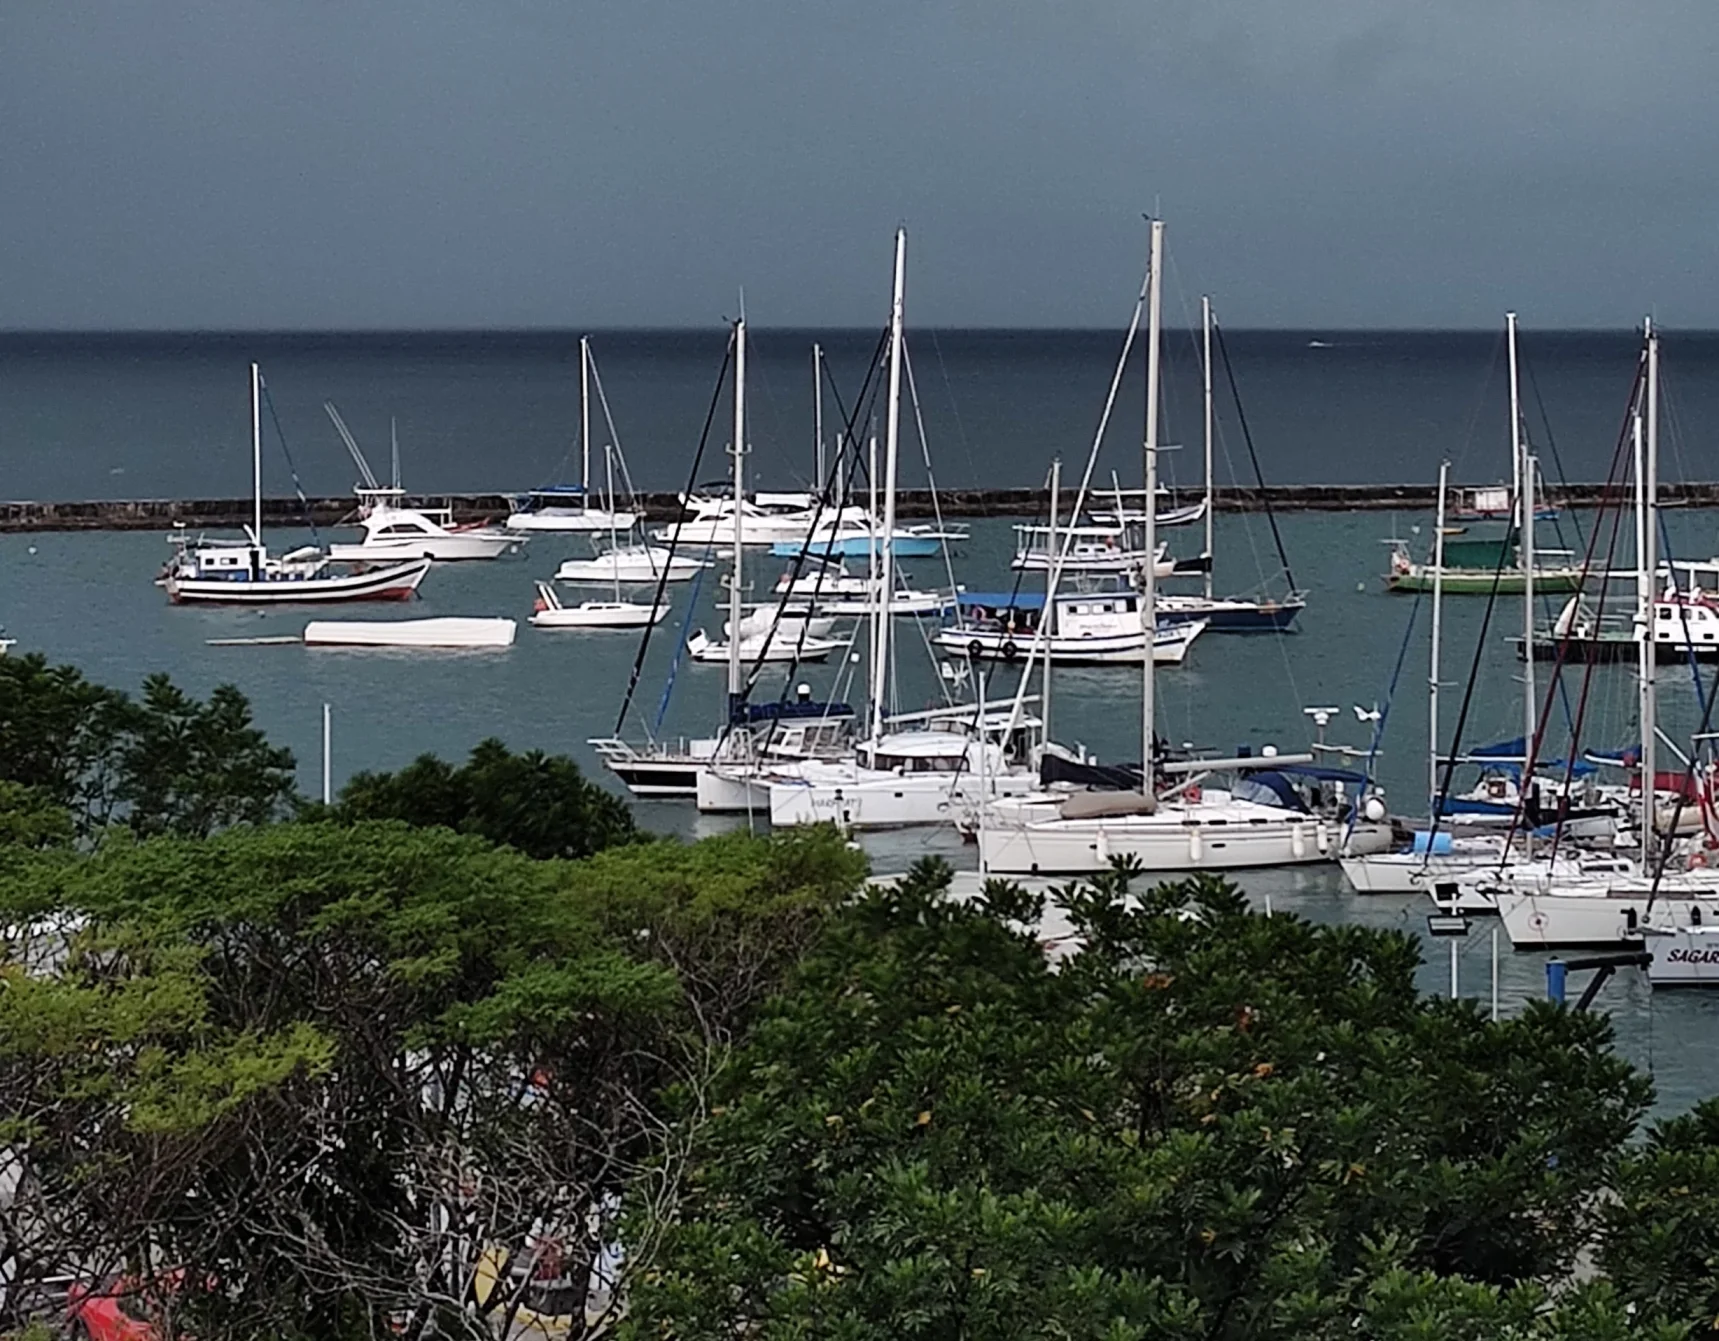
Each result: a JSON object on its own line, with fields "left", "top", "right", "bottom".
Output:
{"left": 2, "top": 2, "right": 1714, "bottom": 328}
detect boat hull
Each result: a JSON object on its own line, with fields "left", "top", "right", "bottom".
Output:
{"left": 1386, "top": 568, "right": 1585, "bottom": 594}
{"left": 1646, "top": 928, "right": 1719, "bottom": 986}
{"left": 329, "top": 532, "right": 519, "bottom": 562}
{"left": 768, "top": 773, "right": 1040, "bottom": 829}
{"left": 304, "top": 617, "right": 516, "bottom": 648}
{"left": 979, "top": 810, "right": 1392, "bottom": 875}
{"left": 1499, "top": 889, "right": 1719, "bottom": 949}
{"left": 933, "top": 622, "right": 1201, "bottom": 666}
{"left": 506, "top": 509, "right": 638, "bottom": 533}
{"left": 166, "top": 558, "right": 430, "bottom": 605}
{"left": 772, "top": 535, "right": 946, "bottom": 559}
{"left": 532, "top": 603, "right": 667, "bottom": 629}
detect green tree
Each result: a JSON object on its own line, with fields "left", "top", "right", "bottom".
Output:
{"left": 335, "top": 737, "right": 637, "bottom": 860}
{"left": 0, "top": 656, "right": 295, "bottom": 842}
{"left": 623, "top": 861, "right": 1657, "bottom": 1341}
{"left": 0, "top": 822, "right": 864, "bottom": 1340}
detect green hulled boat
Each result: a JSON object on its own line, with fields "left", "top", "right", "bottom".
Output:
{"left": 1384, "top": 535, "right": 1587, "bottom": 594}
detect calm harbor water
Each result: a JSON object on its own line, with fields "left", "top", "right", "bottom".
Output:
{"left": 5, "top": 329, "right": 1719, "bottom": 1116}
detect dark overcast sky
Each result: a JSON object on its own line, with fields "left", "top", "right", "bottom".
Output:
{"left": 4, "top": 2, "right": 1716, "bottom": 329}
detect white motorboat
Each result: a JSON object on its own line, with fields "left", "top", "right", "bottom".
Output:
{"left": 1011, "top": 524, "right": 1180, "bottom": 576}
{"left": 303, "top": 617, "right": 516, "bottom": 649}
{"left": 555, "top": 544, "right": 707, "bottom": 584}
{"left": 322, "top": 406, "right": 521, "bottom": 561}
{"left": 328, "top": 491, "right": 521, "bottom": 562}
{"left": 772, "top": 559, "right": 957, "bottom": 616}
{"left": 653, "top": 496, "right": 848, "bottom": 548}
{"left": 936, "top": 588, "right": 1205, "bottom": 665}
{"left": 530, "top": 581, "right": 667, "bottom": 630}
{"left": 162, "top": 368, "right": 433, "bottom": 606}
{"left": 506, "top": 340, "right": 640, "bottom": 533}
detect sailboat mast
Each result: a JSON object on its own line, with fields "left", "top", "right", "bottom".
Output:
{"left": 1508, "top": 312, "right": 1535, "bottom": 755}
{"left": 607, "top": 445, "right": 620, "bottom": 603}
{"left": 1430, "top": 459, "right": 1449, "bottom": 813}
{"left": 1202, "top": 294, "right": 1214, "bottom": 602}
{"left": 728, "top": 319, "right": 747, "bottom": 719}
{"left": 870, "top": 228, "right": 907, "bottom": 743}
{"left": 1045, "top": 455, "right": 1060, "bottom": 743}
{"left": 813, "top": 343, "right": 825, "bottom": 493}
{"left": 250, "top": 361, "right": 262, "bottom": 547}
{"left": 1141, "top": 218, "right": 1164, "bottom": 779}
{"left": 580, "top": 336, "right": 593, "bottom": 514}
{"left": 1641, "top": 318, "right": 1659, "bottom": 870}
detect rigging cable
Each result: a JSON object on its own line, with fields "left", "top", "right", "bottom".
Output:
{"left": 1212, "top": 322, "right": 1296, "bottom": 591}
{"left": 258, "top": 375, "right": 320, "bottom": 544}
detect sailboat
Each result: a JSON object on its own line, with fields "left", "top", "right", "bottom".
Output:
{"left": 324, "top": 407, "right": 521, "bottom": 562}
{"left": 975, "top": 220, "right": 1391, "bottom": 876}
{"left": 163, "top": 365, "right": 432, "bottom": 606}
{"left": 589, "top": 317, "right": 860, "bottom": 802}
{"left": 755, "top": 229, "right": 1045, "bottom": 828}
{"left": 530, "top": 446, "right": 673, "bottom": 630}
{"left": 1494, "top": 320, "right": 1719, "bottom": 947}
{"left": 506, "top": 338, "right": 641, "bottom": 533}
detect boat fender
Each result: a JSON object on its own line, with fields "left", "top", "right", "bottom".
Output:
{"left": 967, "top": 640, "right": 985, "bottom": 660}
{"left": 1185, "top": 784, "right": 1201, "bottom": 804}
{"left": 1001, "top": 640, "right": 1019, "bottom": 662}
{"left": 1291, "top": 822, "right": 1307, "bottom": 860}
{"left": 1316, "top": 820, "right": 1329, "bottom": 855}
{"left": 1690, "top": 849, "right": 1710, "bottom": 871}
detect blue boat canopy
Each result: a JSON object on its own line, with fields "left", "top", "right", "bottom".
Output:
{"left": 743, "top": 699, "right": 855, "bottom": 725}
{"left": 1260, "top": 763, "right": 1371, "bottom": 785}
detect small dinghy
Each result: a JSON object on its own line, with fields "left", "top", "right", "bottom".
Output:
{"left": 685, "top": 628, "right": 840, "bottom": 663}
{"left": 529, "top": 581, "right": 667, "bottom": 630}
{"left": 303, "top": 617, "right": 517, "bottom": 649}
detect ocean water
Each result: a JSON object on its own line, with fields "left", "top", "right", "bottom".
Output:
{"left": 5, "top": 328, "right": 1719, "bottom": 501}
{"left": 4, "top": 329, "right": 1719, "bottom": 1116}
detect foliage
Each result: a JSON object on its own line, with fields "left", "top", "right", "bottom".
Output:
{"left": 623, "top": 861, "right": 1660, "bottom": 1341}
{"left": 0, "top": 783, "right": 73, "bottom": 850}
{"left": 334, "top": 736, "right": 638, "bottom": 860}
{"left": 0, "top": 821, "right": 864, "bottom": 1340}
{"left": 1601, "top": 1096, "right": 1719, "bottom": 1330}
{"left": 0, "top": 655, "right": 296, "bottom": 842}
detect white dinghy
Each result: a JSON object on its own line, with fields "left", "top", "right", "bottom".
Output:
{"left": 303, "top": 617, "right": 517, "bottom": 649}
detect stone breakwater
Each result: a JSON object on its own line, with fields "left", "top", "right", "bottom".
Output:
{"left": 3, "top": 483, "right": 1717, "bottom": 532}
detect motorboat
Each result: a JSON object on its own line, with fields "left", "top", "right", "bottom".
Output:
{"left": 935, "top": 588, "right": 1205, "bottom": 665}
{"left": 771, "top": 518, "right": 967, "bottom": 560}
{"left": 506, "top": 340, "right": 639, "bottom": 533}
{"left": 322, "top": 405, "right": 520, "bottom": 561}
{"left": 653, "top": 495, "right": 849, "bottom": 548}
{"left": 1011, "top": 524, "right": 1185, "bottom": 576}
{"left": 328, "top": 490, "right": 521, "bottom": 562}
{"left": 303, "top": 617, "right": 516, "bottom": 648}
{"left": 772, "top": 559, "right": 957, "bottom": 616}
{"left": 529, "top": 581, "right": 667, "bottom": 630}
{"left": 685, "top": 627, "right": 841, "bottom": 664}
{"left": 1644, "top": 923, "right": 1719, "bottom": 987}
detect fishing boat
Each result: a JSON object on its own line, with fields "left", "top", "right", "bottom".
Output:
{"left": 1385, "top": 534, "right": 1587, "bottom": 594}
{"left": 163, "top": 366, "right": 432, "bottom": 606}
{"left": 323, "top": 406, "right": 520, "bottom": 561}
{"left": 974, "top": 220, "right": 1390, "bottom": 876}
{"left": 303, "top": 617, "right": 516, "bottom": 648}
{"left": 530, "top": 581, "right": 666, "bottom": 630}
{"left": 505, "top": 339, "right": 640, "bottom": 533}
{"left": 1451, "top": 483, "right": 1558, "bottom": 522}
{"left": 1515, "top": 561, "right": 1719, "bottom": 662}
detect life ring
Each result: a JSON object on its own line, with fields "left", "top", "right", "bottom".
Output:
{"left": 1001, "top": 640, "right": 1020, "bottom": 662}
{"left": 967, "top": 639, "right": 985, "bottom": 660}
{"left": 1530, "top": 911, "right": 1547, "bottom": 930}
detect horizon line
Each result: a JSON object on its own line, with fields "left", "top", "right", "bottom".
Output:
{"left": 0, "top": 324, "right": 1696, "bottom": 338}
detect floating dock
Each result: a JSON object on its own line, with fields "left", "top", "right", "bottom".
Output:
{"left": 3, "top": 482, "right": 1716, "bottom": 534}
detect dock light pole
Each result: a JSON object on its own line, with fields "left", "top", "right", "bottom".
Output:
{"left": 322, "top": 703, "right": 332, "bottom": 806}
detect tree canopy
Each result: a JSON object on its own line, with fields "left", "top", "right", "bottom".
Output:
{"left": 622, "top": 862, "right": 1680, "bottom": 1341}
{"left": 333, "top": 737, "right": 638, "bottom": 860}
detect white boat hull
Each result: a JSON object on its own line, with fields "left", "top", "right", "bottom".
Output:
{"left": 507, "top": 508, "right": 638, "bottom": 533}
{"left": 303, "top": 616, "right": 516, "bottom": 648}
{"left": 695, "top": 768, "right": 772, "bottom": 813}
{"left": 935, "top": 621, "right": 1202, "bottom": 666}
{"left": 556, "top": 553, "right": 706, "bottom": 584}
{"left": 329, "top": 531, "right": 519, "bottom": 562}
{"left": 1499, "top": 887, "right": 1719, "bottom": 949}
{"left": 686, "top": 631, "right": 840, "bottom": 663}
{"left": 768, "top": 772, "right": 1040, "bottom": 829}
{"left": 166, "top": 557, "right": 430, "bottom": 605}
{"left": 979, "top": 803, "right": 1392, "bottom": 875}
{"left": 532, "top": 601, "right": 667, "bottom": 629}
{"left": 1647, "top": 927, "right": 1719, "bottom": 986}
